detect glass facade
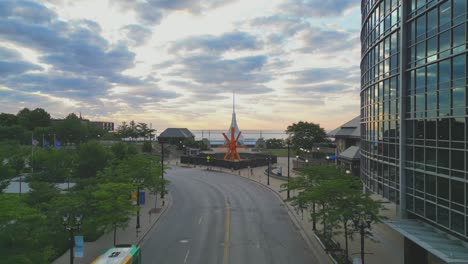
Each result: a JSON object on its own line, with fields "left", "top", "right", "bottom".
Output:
{"left": 361, "top": 0, "right": 468, "bottom": 240}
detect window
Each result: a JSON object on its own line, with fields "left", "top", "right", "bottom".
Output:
{"left": 451, "top": 150, "right": 464, "bottom": 171}
{"left": 437, "top": 206, "right": 449, "bottom": 227}
{"left": 437, "top": 177, "right": 449, "bottom": 200}
{"left": 426, "top": 148, "right": 436, "bottom": 166}
{"left": 451, "top": 118, "right": 464, "bottom": 141}
{"left": 437, "top": 149, "right": 449, "bottom": 168}
{"left": 425, "top": 174, "right": 436, "bottom": 195}
{"left": 426, "top": 202, "right": 436, "bottom": 221}
{"left": 426, "top": 119, "right": 436, "bottom": 139}
{"left": 438, "top": 119, "right": 449, "bottom": 140}
{"left": 451, "top": 212, "right": 465, "bottom": 234}
{"left": 451, "top": 180, "right": 465, "bottom": 205}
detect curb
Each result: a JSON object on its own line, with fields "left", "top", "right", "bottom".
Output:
{"left": 137, "top": 193, "right": 172, "bottom": 246}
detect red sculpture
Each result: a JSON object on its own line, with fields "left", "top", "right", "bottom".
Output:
{"left": 220, "top": 127, "right": 246, "bottom": 161}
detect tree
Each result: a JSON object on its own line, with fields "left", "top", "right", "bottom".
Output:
{"left": 84, "top": 182, "right": 136, "bottom": 243}
{"left": 286, "top": 121, "right": 328, "bottom": 149}
{"left": 54, "top": 113, "right": 85, "bottom": 145}
{"left": 142, "top": 141, "right": 152, "bottom": 152}
{"left": 17, "top": 108, "right": 51, "bottom": 130}
{"left": 0, "top": 113, "right": 18, "bottom": 126}
{"left": 265, "top": 138, "right": 284, "bottom": 149}
{"left": 111, "top": 142, "right": 138, "bottom": 160}
{"left": 76, "top": 141, "right": 112, "bottom": 179}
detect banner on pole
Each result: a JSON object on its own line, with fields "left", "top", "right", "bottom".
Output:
{"left": 74, "top": 235, "right": 84, "bottom": 258}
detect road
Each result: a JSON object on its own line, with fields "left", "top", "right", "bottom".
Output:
{"left": 141, "top": 166, "right": 318, "bottom": 264}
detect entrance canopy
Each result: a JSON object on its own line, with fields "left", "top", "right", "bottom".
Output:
{"left": 386, "top": 219, "right": 468, "bottom": 263}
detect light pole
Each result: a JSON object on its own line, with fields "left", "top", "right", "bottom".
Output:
{"left": 63, "top": 214, "right": 82, "bottom": 264}
{"left": 352, "top": 212, "right": 373, "bottom": 264}
{"left": 136, "top": 184, "right": 141, "bottom": 229}
{"left": 267, "top": 157, "right": 271, "bottom": 185}
{"left": 287, "top": 142, "right": 290, "bottom": 199}
{"left": 160, "top": 142, "right": 165, "bottom": 199}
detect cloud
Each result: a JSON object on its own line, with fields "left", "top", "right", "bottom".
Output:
{"left": 0, "top": 47, "right": 42, "bottom": 77}
{"left": 279, "top": 0, "right": 360, "bottom": 17}
{"left": 286, "top": 67, "right": 355, "bottom": 85}
{"left": 171, "top": 54, "right": 270, "bottom": 84}
{"left": 115, "top": 0, "right": 237, "bottom": 24}
{"left": 297, "top": 26, "right": 359, "bottom": 54}
{"left": 0, "top": 0, "right": 57, "bottom": 24}
{"left": 120, "top": 24, "right": 152, "bottom": 46}
{"left": 0, "top": 1, "right": 180, "bottom": 110}
{"left": 169, "top": 31, "right": 261, "bottom": 54}
{"left": 288, "top": 83, "right": 353, "bottom": 94}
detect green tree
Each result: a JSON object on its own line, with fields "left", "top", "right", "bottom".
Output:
{"left": 0, "top": 113, "right": 18, "bottom": 126}
{"left": 76, "top": 141, "right": 112, "bottom": 179}
{"left": 142, "top": 141, "right": 152, "bottom": 152}
{"left": 54, "top": 113, "right": 85, "bottom": 145}
{"left": 265, "top": 138, "right": 284, "bottom": 149}
{"left": 111, "top": 142, "right": 138, "bottom": 160}
{"left": 286, "top": 121, "right": 328, "bottom": 149}
{"left": 17, "top": 108, "right": 51, "bottom": 130}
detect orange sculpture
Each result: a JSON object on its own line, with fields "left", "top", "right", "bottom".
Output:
{"left": 220, "top": 127, "right": 246, "bottom": 161}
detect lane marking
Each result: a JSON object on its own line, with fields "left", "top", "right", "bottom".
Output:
{"left": 184, "top": 249, "right": 190, "bottom": 264}
{"left": 223, "top": 198, "right": 231, "bottom": 264}
{"left": 198, "top": 216, "right": 203, "bottom": 225}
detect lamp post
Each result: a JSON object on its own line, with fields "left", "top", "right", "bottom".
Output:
{"left": 287, "top": 142, "right": 290, "bottom": 199}
{"left": 136, "top": 184, "right": 141, "bottom": 229}
{"left": 267, "top": 157, "right": 271, "bottom": 185}
{"left": 352, "top": 212, "right": 373, "bottom": 264}
{"left": 63, "top": 214, "right": 82, "bottom": 264}
{"left": 160, "top": 142, "right": 165, "bottom": 199}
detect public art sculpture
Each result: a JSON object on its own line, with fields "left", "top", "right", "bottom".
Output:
{"left": 221, "top": 126, "right": 246, "bottom": 160}
{"left": 221, "top": 91, "right": 245, "bottom": 161}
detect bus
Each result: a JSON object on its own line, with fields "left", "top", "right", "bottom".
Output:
{"left": 91, "top": 244, "right": 141, "bottom": 264}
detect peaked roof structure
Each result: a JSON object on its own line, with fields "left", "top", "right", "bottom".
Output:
{"left": 338, "top": 145, "right": 360, "bottom": 161}
{"left": 226, "top": 91, "right": 244, "bottom": 143}
{"left": 328, "top": 115, "right": 360, "bottom": 139}
{"left": 158, "top": 128, "right": 194, "bottom": 139}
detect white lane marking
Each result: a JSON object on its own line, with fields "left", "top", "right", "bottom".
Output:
{"left": 198, "top": 216, "right": 203, "bottom": 225}
{"left": 179, "top": 239, "right": 189, "bottom": 243}
{"left": 184, "top": 249, "right": 190, "bottom": 264}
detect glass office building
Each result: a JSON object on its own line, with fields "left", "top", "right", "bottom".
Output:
{"left": 361, "top": 0, "right": 468, "bottom": 262}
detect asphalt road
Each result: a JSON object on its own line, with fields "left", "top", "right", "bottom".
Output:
{"left": 141, "top": 166, "right": 318, "bottom": 264}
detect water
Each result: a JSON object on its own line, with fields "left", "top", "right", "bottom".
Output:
{"left": 191, "top": 130, "right": 288, "bottom": 140}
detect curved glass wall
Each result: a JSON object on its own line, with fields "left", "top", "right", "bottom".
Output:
{"left": 361, "top": 0, "right": 468, "bottom": 240}
{"left": 361, "top": 0, "right": 402, "bottom": 203}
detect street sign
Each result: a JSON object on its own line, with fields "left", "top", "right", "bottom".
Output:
{"left": 139, "top": 191, "right": 145, "bottom": 205}
{"left": 131, "top": 191, "right": 137, "bottom": 205}
{"left": 74, "top": 235, "right": 84, "bottom": 258}
{"left": 206, "top": 155, "right": 211, "bottom": 161}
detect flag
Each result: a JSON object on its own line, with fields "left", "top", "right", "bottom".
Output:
{"left": 32, "top": 139, "right": 39, "bottom": 146}
{"left": 43, "top": 140, "right": 50, "bottom": 148}
{"left": 74, "top": 235, "right": 84, "bottom": 258}
{"left": 54, "top": 138, "right": 61, "bottom": 148}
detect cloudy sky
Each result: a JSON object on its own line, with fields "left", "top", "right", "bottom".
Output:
{"left": 0, "top": 0, "right": 361, "bottom": 131}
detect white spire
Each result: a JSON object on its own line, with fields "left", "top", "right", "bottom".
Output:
{"left": 233, "top": 90, "right": 235, "bottom": 113}
{"left": 226, "top": 90, "right": 244, "bottom": 143}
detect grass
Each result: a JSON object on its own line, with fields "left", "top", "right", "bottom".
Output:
{"left": 260, "top": 149, "right": 292, "bottom": 157}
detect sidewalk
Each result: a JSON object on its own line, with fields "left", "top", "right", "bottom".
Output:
{"left": 179, "top": 157, "right": 404, "bottom": 264}
{"left": 52, "top": 191, "right": 170, "bottom": 264}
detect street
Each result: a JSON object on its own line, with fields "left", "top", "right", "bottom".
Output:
{"left": 140, "top": 166, "right": 318, "bottom": 264}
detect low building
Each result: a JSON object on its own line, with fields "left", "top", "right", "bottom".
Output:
{"left": 91, "top": 121, "right": 114, "bottom": 131}
{"left": 157, "top": 128, "right": 195, "bottom": 144}
{"left": 328, "top": 116, "right": 360, "bottom": 175}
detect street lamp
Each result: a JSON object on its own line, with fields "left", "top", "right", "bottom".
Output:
{"left": 287, "top": 142, "right": 291, "bottom": 199}
{"left": 352, "top": 212, "right": 373, "bottom": 264}
{"left": 267, "top": 157, "right": 271, "bottom": 185}
{"left": 63, "top": 214, "right": 82, "bottom": 264}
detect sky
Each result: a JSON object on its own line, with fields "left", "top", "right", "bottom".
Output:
{"left": 0, "top": 0, "right": 362, "bottom": 131}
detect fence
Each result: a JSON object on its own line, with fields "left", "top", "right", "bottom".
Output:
{"left": 180, "top": 153, "right": 277, "bottom": 170}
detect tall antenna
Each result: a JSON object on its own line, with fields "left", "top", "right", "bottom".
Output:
{"left": 233, "top": 90, "right": 235, "bottom": 113}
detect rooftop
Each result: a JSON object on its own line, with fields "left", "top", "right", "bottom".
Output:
{"left": 328, "top": 115, "right": 360, "bottom": 139}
